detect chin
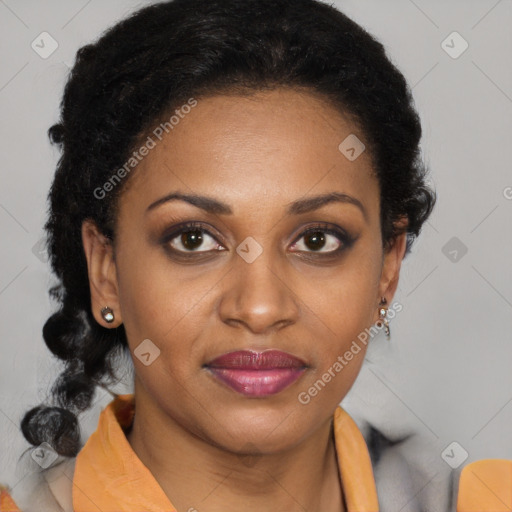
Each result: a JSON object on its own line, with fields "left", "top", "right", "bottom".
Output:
{"left": 201, "top": 401, "right": 312, "bottom": 451}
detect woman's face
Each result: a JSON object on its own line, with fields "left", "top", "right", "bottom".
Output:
{"left": 83, "top": 87, "right": 406, "bottom": 454}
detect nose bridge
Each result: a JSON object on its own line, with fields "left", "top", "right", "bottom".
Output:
{"left": 218, "top": 238, "right": 299, "bottom": 333}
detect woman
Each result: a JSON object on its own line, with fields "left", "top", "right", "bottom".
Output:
{"left": 5, "top": 0, "right": 437, "bottom": 510}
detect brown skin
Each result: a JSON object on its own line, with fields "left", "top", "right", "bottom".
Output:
{"left": 82, "top": 88, "right": 407, "bottom": 512}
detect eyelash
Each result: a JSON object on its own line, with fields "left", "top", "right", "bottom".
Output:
{"left": 160, "top": 221, "right": 355, "bottom": 258}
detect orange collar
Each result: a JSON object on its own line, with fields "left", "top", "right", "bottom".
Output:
{"left": 73, "top": 394, "right": 379, "bottom": 511}
{"left": 457, "top": 459, "right": 512, "bottom": 511}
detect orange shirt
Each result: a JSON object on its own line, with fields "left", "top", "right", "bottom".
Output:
{"left": 456, "top": 459, "right": 512, "bottom": 511}
{"left": 0, "top": 485, "right": 20, "bottom": 512}
{"left": 2, "top": 394, "right": 379, "bottom": 511}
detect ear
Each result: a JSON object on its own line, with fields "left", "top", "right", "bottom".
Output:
{"left": 375, "top": 220, "right": 408, "bottom": 320}
{"left": 81, "top": 219, "right": 123, "bottom": 327}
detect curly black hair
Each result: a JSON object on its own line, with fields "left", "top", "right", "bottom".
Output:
{"left": 20, "top": 0, "right": 436, "bottom": 458}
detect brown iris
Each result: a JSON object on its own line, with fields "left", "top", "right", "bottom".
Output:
{"left": 181, "top": 229, "right": 204, "bottom": 250}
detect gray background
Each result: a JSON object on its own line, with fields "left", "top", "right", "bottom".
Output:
{"left": 1, "top": 0, "right": 511, "bottom": 509}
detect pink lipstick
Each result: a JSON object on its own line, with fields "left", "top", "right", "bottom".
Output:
{"left": 205, "top": 350, "right": 307, "bottom": 397}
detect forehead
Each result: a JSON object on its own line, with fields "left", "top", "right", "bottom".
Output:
{"left": 120, "top": 88, "right": 378, "bottom": 216}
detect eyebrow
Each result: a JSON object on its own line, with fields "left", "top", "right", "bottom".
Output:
{"left": 146, "top": 191, "right": 367, "bottom": 219}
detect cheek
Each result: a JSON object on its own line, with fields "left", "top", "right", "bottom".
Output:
{"left": 300, "top": 249, "right": 381, "bottom": 337}
{"left": 115, "top": 247, "right": 218, "bottom": 367}
{"left": 297, "top": 249, "right": 381, "bottom": 392}
{"left": 340, "top": 259, "right": 381, "bottom": 328}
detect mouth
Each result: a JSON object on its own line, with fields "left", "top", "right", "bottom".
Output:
{"left": 204, "top": 349, "right": 308, "bottom": 397}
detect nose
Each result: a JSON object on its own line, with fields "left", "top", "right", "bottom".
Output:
{"left": 218, "top": 245, "right": 300, "bottom": 335}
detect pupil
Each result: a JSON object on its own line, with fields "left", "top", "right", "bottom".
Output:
{"left": 305, "top": 231, "right": 325, "bottom": 251}
{"left": 182, "top": 230, "right": 203, "bottom": 250}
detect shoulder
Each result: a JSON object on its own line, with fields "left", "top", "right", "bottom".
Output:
{"left": 457, "top": 459, "right": 512, "bottom": 510}
{"left": 365, "top": 426, "right": 457, "bottom": 512}
{"left": 10, "top": 450, "right": 76, "bottom": 512}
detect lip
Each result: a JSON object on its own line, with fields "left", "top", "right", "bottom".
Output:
{"left": 205, "top": 350, "right": 308, "bottom": 397}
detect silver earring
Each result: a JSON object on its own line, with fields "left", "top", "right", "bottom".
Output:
{"left": 378, "top": 297, "right": 390, "bottom": 339}
{"left": 101, "top": 306, "right": 115, "bottom": 323}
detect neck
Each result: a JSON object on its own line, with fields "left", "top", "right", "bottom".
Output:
{"left": 126, "top": 386, "right": 345, "bottom": 512}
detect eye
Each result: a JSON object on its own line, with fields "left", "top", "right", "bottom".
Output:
{"left": 160, "top": 221, "right": 354, "bottom": 258}
{"left": 290, "top": 224, "right": 353, "bottom": 254}
{"left": 164, "top": 222, "right": 224, "bottom": 253}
